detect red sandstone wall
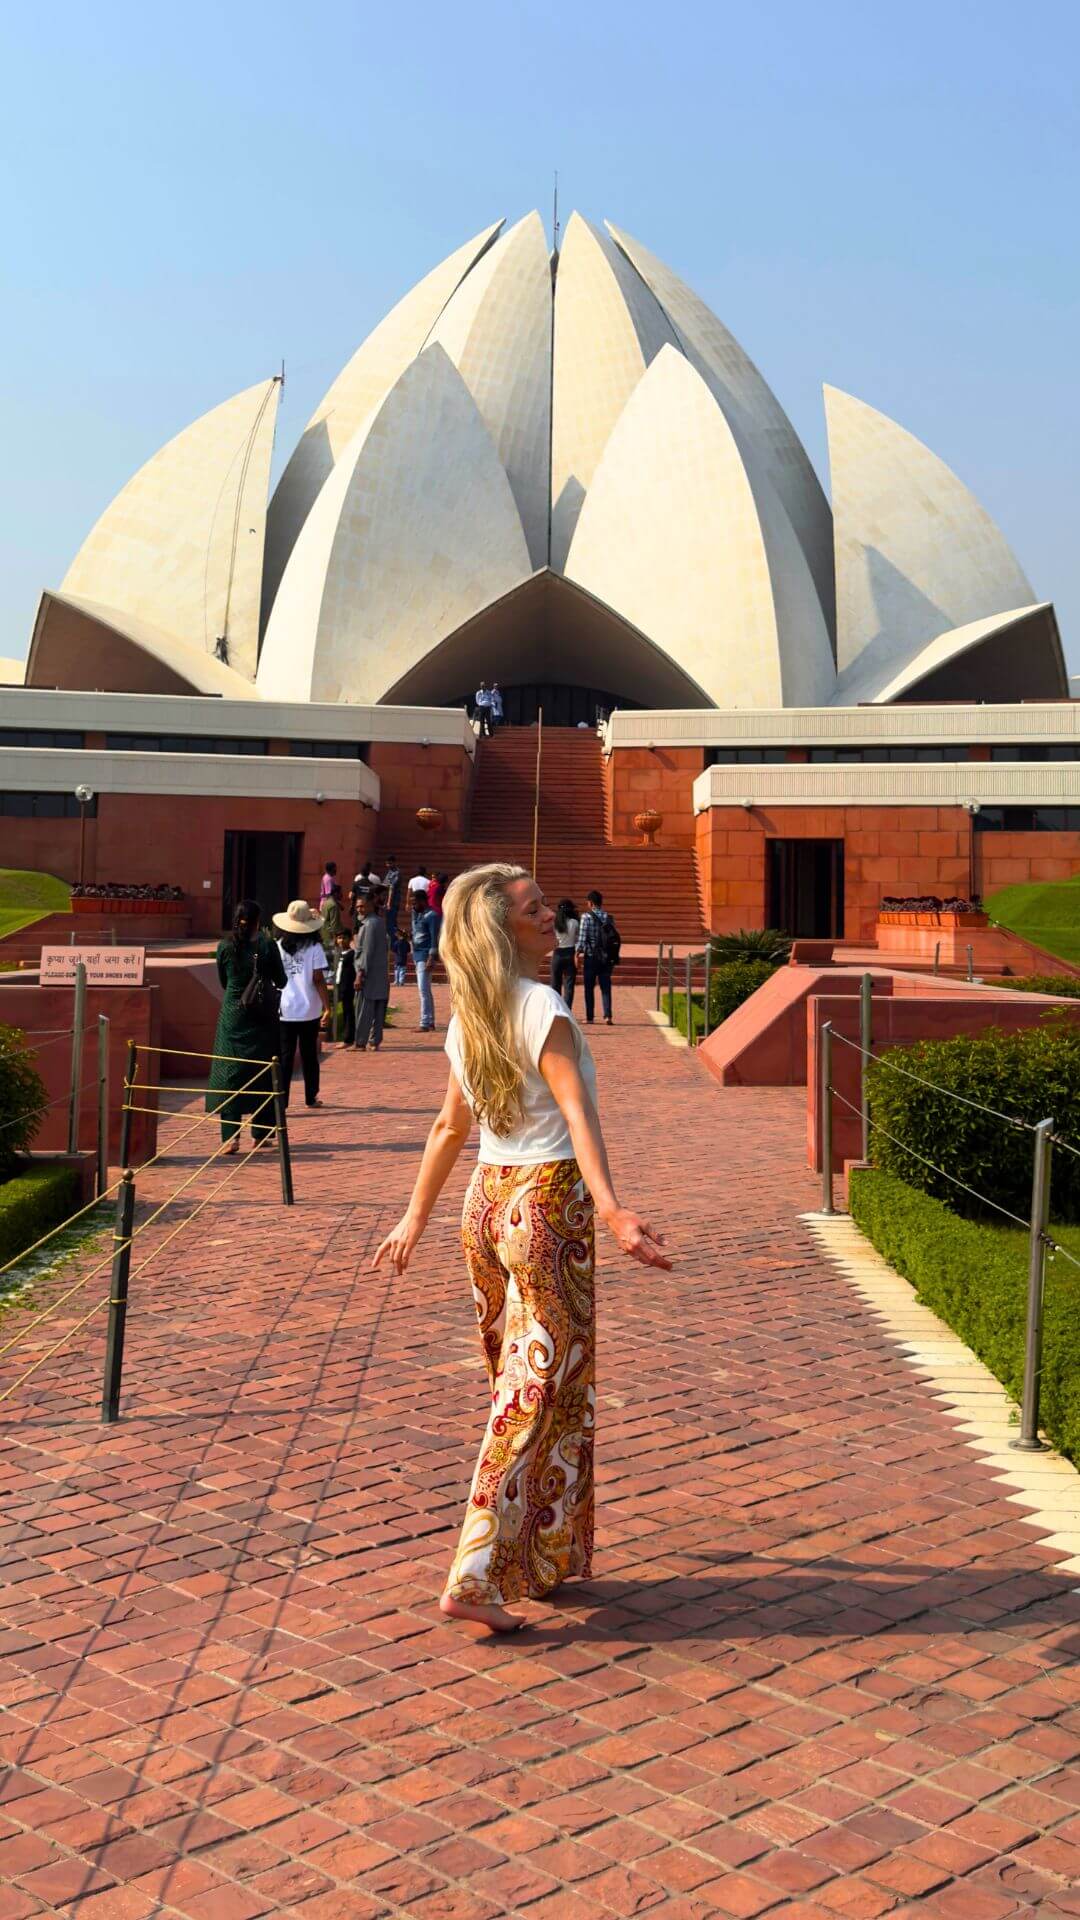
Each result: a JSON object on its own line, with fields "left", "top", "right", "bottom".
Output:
{"left": 695, "top": 805, "right": 975, "bottom": 939}
{"left": 605, "top": 748, "right": 704, "bottom": 848}
{"left": 976, "top": 831, "right": 1080, "bottom": 894}
{"left": 0, "top": 981, "right": 161, "bottom": 1161}
{"left": 1, "top": 796, "right": 376, "bottom": 936}
{"left": 366, "top": 743, "right": 474, "bottom": 845}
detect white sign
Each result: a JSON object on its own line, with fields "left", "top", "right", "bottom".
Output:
{"left": 40, "top": 947, "right": 146, "bottom": 987}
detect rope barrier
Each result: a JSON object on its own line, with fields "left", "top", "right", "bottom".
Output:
{"left": 133, "top": 1043, "right": 274, "bottom": 1066}
{"left": 0, "top": 1294, "right": 110, "bottom": 1404}
{"left": 0, "top": 1080, "right": 100, "bottom": 1138}
{"left": 0, "top": 1239, "right": 125, "bottom": 1357}
{"left": 1050, "top": 1132, "right": 1080, "bottom": 1163}
{"left": 124, "top": 1135, "right": 271, "bottom": 1285}
{"left": 1046, "top": 1234, "right": 1080, "bottom": 1272}
{"left": 0, "top": 1175, "right": 124, "bottom": 1283}
{"left": 125, "top": 1096, "right": 277, "bottom": 1239}
{"left": 0, "top": 1029, "right": 77, "bottom": 1061}
{"left": 831, "top": 1029, "right": 1036, "bottom": 1134}
{"left": 830, "top": 1085, "right": 1031, "bottom": 1232}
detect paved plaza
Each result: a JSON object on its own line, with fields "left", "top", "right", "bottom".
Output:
{"left": 2, "top": 991, "right": 1080, "bottom": 1920}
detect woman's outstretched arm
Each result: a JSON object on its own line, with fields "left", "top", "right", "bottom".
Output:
{"left": 539, "top": 1021, "right": 672, "bottom": 1270}
{"left": 372, "top": 1069, "right": 473, "bottom": 1273}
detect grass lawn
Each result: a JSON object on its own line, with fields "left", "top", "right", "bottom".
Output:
{"left": 988, "top": 874, "right": 1080, "bottom": 968}
{"left": 0, "top": 869, "right": 71, "bottom": 941}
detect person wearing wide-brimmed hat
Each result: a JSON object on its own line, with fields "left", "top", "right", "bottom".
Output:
{"left": 273, "top": 899, "right": 331, "bottom": 1108}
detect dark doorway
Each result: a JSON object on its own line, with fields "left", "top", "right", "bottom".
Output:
{"left": 767, "top": 838, "right": 844, "bottom": 939}
{"left": 222, "top": 831, "right": 301, "bottom": 932}
{"left": 453, "top": 684, "right": 640, "bottom": 728}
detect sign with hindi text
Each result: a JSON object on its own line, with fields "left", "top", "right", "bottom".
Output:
{"left": 40, "top": 947, "right": 146, "bottom": 987}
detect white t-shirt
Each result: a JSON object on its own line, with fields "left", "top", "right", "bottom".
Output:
{"left": 277, "top": 940, "right": 328, "bottom": 1022}
{"left": 445, "top": 979, "right": 598, "bottom": 1165}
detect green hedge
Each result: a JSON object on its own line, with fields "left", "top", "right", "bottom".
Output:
{"left": 0, "top": 1163, "right": 80, "bottom": 1270}
{"left": 0, "top": 1024, "right": 47, "bottom": 1176}
{"left": 666, "top": 957, "right": 776, "bottom": 1038}
{"left": 849, "top": 1167, "right": 1080, "bottom": 1466}
{"left": 866, "top": 1021, "right": 1080, "bottom": 1224}
{"left": 993, "top": 974, "right": 1080, "bottom": 999}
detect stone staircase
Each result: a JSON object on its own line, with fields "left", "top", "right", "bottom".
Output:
{"left": 394, "top": 727, "right": 704, "bottom": 967}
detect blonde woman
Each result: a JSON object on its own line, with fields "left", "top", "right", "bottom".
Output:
{"left": 373, "top": 863, "right": 671, "bottom": 1633}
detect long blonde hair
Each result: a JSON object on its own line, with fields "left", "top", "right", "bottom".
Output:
{"left": 440, "top": 863, "right": 529, "bottom": 1137}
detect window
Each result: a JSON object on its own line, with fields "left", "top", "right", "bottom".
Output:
{"left": 988, "top": 744, "right": 1080, "bottom": 761}
{"left": 287, "top": 739, "right": 366, "bottom": 759}
{"left": 976, "top": 807, "right": 1080, "bottom": 831}
{"left": 706, "top": 747, "right": 790, "bottom": 765}
{"left": 105, "top": 733, "right": 266, "bottom": 754}
{"left": 0, "top": 790, "right": 97, "bottom": 818}
{"left": 806, "top": 745, "right": 971, "bottom": 763}
{"left": 0, "top": 727, "right": 85, "bottom": 748}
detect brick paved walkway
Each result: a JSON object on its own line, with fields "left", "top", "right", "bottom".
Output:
{"left": 2, "top": 990, "right": 1080, "bottom": 1920}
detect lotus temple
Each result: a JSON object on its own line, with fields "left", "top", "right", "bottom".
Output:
{"left": 2, "top": 209, "right": 1078, "bottom": 947}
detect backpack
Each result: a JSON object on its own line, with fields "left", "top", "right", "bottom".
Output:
{"left": 598, "top": 912, "right": 621, "bottom": 970}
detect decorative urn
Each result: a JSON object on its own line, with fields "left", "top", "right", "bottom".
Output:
{"left": 416, "top": 805, "right": 443, "bottom": 833}
{"left": 633, "top": 807, "right": 663, "bottom": 847}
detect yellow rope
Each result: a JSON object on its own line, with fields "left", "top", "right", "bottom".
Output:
{"left": 134, "top": 1043, "right": 275, "bottom": 1066}
{"left": 0, "top": 1294, "right": 109, "bottom": 1403}
{"left": 125, "top": 1135, "right": 272, "bottom": 1284}
{"left": 0, "top": 1241, "right": 126, "bottom": 1356}
{"left": 126, "top": 1078, "right": 273, "bottom": 1095}
{"left": 0, "top": 1176, "right": 124, "bottom": 1283}
{"left": 125, "top": 1097, "right": 277, "bottom": 1237}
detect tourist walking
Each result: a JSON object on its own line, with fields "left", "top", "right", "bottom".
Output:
{"left": 355, "top": 896, "right": 390, "bottom": 1050}
{"left": 474, "top": 681, "right": 493, "bottom": 736}
{"left": 373, "top": 863, "right": 671, "bottom": 1634}
{"left": 489, "top": 682, "right": 504, "bottom": 730}
{"left": 273, "top": 900, "right": 330, "bottom": 1107}
{"left": 577, "top": 889, "right": 620, "bottom": 1025}
{"left": 410, "top": 883, "right": 440, "bottom": 1031}
{"left": 335, "top": 929, "right": 357, "bottom": 1046}
{"left": 319, "top": 860, "right": 338, "bottom": 905}
{"left": 392, "top": 925, "right": 411, "bottom": 985}
{"left": 206, "top": 899, "right": 285, "bottom": 1154}
{"left": 383, "top": 855, "right": 402, "bottom": 936}
{"left": 550, "top": 897, "right": 579, "bottom": 1007}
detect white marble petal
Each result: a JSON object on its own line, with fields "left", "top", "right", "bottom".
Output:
{"left": 262, "top": 220, "right": 504, "bottom": 628}
{"left": 429, "top": 211, "right": 552, "bottom": 570}
{"left": 550, "top": 213, "right": 678, "bottom": 571}
{"left": 833, "top": 603, "right": 1065, "bottom": 705}
{"left": 62, "top": 379, "right": 280, "bottom": 682}
{"left": 27, "top": 591, "right": 262, "bottom": 697}
{"left": 825, "top": 384, "right": 1036, "bottom": 678}
{"left": 257, "top": 344, "right": 531, "bottom": 706}
{"left": 566, "top": 346, "right": 836, "bottom": 709}
{"left": 607, "top": 221, "right": 836, "bottom": 645}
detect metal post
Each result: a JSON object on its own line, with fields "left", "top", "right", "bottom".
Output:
{"left": 654, "top": 941, "right": 663, "bottom": 1013}
{"left": 101, "top": 1169, "right": 135, "bottom": 1423}
{"left": 667, "top": 945, "right": 675, "bottom": 1025}
{"left": 933, "top": 941, "right": 940, "bottom": 976}
{"left": 67, "top": 962, "right": 87, "bottom": 1155}
{"left": 703, "top": 943, "right": 712, "bottom": 1040}
{"left": 1015, "top": 1119, "right": 1054, "bottom": 1451}
{"left": 270, "top": 1058, "right": 294, "bottom": 1207}
{"left": 118, "top": 1038, "right": 137, "bottom": 1169}
{"left": 331, "top": 977, "right": 339, "bottom": 1044}
{"left": 684, "top": 953, "right": 694, "bottom": 1046}
{"left": 96, "top": 1015, "right": 110, "bottom": 1198}
{"left": 820, "top": 1021, "right": 835, "bottom": 1215}
{"left": 966, "top": 943, "right": 975, "bottom": 983}
{"left": 859, "top": 973, "right": 873, "bottom": 1162}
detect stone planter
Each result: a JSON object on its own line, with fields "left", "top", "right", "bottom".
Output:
{"left": 878, "top": 910, "right": 988, "bottom": 930}
{"left": 633, "top": 808, "right": 663, "bottom": 847}
{"left": 71, "top": 896, "right": 186, "bottom": 915}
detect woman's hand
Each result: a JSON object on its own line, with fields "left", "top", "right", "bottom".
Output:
{"left": 602, "top": 1206, "right": 673, "bottom": 1270}
{"left": 372, "top": 1209, "right": 428, "bottom": 1274}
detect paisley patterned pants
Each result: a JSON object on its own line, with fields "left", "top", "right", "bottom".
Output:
{"left": 446, "top": 1157, "right": 596, "bottom": 1605}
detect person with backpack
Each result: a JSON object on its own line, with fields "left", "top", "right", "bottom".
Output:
{"left": 576, "top": 889, "right": 620, "bottom": 1025}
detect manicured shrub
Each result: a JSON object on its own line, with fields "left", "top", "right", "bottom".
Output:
{"left": 849, "top": 1167, "right": 1080, "bottom": 1468}
{"left": 866, "top": 1020, "right": 1080, "bottom": 1224}
{"left": 709, "top": 927, "right": 791, "bottom": 966}
{"left": 0, "top": 1024, "right": 47, "bottom": 1178}
{"left": 709, "top": 957, "right": 776, "bottom": 1026}
{"left": 993, "top": 974, "right": 1080, "bottom": 999}
{"left": 0, "top": 1163, "right": 80, "bottom": 1269}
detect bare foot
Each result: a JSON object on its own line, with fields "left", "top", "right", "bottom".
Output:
{"left": 439, "top": 1592, "right": 525, "bottom": 1633}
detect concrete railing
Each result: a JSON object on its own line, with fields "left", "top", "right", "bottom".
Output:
{"left": 606, "top": 701, "right": 1080, "bottom": 752}
{"left": 693, "top": 760, "right": 1080, "bottom": 812}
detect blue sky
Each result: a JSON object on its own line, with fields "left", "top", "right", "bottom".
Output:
{"left": 2, "top": 0, "right": 1077, "bottom": 667}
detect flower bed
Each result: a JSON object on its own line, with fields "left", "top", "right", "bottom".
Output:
{"left": 70, "top": 884, "right": 185, "bottom": 915}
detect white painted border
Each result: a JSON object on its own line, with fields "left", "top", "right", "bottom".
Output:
{"left": 804, "top": 1211, "right": 1080, "bottom": 1576}
{"left": 693, "top": 760, "right": 1080, "bottom": 811}
{"left": 608, "top": 701, "right": 1080, "bottom": 752}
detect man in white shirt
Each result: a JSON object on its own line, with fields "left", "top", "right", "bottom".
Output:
{"left": 409, "top": 864, "right": 430, "bottom": 897}
{"left": 474, "top": 682, "right": 493, "bottom": 737}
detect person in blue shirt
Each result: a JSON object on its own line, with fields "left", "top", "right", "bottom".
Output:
{"left": 410, "top": 883, "right": 441, "bottom": 1031}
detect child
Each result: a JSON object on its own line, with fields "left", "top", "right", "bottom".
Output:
{"left": 392, "top": 925, "right": 411, "bottom": 986}
{"left": 335, "top": 929, "right": 357, "bottom": 1046}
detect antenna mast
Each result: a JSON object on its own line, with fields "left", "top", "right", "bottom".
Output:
{"left": 552, "top": 171, "right": 560, "bottom": 253}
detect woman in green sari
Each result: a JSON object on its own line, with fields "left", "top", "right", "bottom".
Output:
{"left": 206, "top": 899, "right": 286, "bottom": 1153}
